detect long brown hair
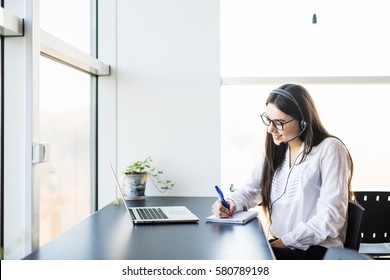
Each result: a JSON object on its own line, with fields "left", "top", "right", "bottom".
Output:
{"left": 260, "top": 84, "right": 354, "bottom": 216}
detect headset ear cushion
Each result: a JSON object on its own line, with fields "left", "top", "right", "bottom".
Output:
{"left": 301, "top": 120, "right": 307, "bottom": 130}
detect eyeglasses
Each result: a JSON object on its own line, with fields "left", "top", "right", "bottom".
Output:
{"left": 260, "top": 112, "right": 295, "bottom": 131}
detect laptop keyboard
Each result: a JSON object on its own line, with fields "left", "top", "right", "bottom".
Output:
{"left": 137, "top": 208, "right": 169, "bottom": 220}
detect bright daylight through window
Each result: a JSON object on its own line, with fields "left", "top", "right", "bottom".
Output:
{"left": 38, "top": 0, "right": 92, "bottom": 246}
{"left": 220, "top": 0, "right": 390, "bottom": 191}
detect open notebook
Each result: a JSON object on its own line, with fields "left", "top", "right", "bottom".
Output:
{"left": 109, "top": 162, "right": 199, "bottom": 224}
{"left": 206, "top": 211, "right": 258, "bottom": 224}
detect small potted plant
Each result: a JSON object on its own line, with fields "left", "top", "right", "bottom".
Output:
{"left": 122, "top": 156, "right": 174, "bottom": 200}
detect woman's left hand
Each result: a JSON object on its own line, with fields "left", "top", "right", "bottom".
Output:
{"left": 270, "top": 239, "right": 287, "bottom": 248}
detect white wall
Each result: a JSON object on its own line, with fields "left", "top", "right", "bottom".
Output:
{"left": 97, "top": 0, "right": 118, "bottom": 209}
{"left": 98, "top": 0, "right": 220, "bottom": 203}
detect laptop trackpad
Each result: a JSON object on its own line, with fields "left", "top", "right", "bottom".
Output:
{"left": 165, "top": 207, "right": 193, "bottom": 218}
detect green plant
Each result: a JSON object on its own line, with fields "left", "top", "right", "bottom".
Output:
{"left": 123, "top": 156, "right": 174, "bottom": 193}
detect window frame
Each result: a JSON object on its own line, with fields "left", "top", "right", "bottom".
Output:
{"left": 1, "top": 1, "right": 110, "bottom": 259}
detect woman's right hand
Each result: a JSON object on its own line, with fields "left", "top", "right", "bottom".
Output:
{"left": 211, "top": 199, "right": 236, "bottom": 218}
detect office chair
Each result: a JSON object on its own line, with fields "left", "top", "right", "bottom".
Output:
{"left": 354, "top": 191, "right": 390, "bottom": 259}
{"left": 323, "top": 247, "right": 372, "bottom": 260}
{"left": 344, "top": 201, "right": 365, "bottom": 251}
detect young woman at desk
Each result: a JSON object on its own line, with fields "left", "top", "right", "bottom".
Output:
{"left": 212, "top": 84, "right": 354, "bottom": 260}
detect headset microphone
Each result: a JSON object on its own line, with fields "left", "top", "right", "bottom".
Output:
{"left": 281, "top": 121, "right": 307, "bottom": 144}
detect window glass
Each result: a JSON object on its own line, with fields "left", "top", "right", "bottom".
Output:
{"left": 221, "top": 85, "right": 390, "bottom": 191}
{"left": 38, "top": 56, "right": 91, "bottom": 246}
{"left": 221, "top": 0, "right": 390, "bottom": 77}
{"left": 221, "top": 1, "right": 390, "bottom": 192}
{"left": 40, "top": 0, "right": 90, "bottom": 53}
{"left": 38, "top": 0, "right": 93, "bottom": 248}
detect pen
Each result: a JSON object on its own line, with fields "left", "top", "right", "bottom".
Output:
{"left": 215, "top": 186, "right": 233, "bottom": 217}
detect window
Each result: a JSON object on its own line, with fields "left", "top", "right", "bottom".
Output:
{"left": 221, "top": 0, "right": 390, "bottom": 77}
{"left": 38, "top": 57, "right": 92, "bottom": 246}
{"left": 40, "top": 0, "right": 91, "bottom": 53}
{"left": 221, "top": 84, "right": 390, "bottom": 189}
{"left": 221, "top": 0, "right": 390, "bottom": 191}
{"left": 37, "top": 0, "right": 94, "bottom": 246}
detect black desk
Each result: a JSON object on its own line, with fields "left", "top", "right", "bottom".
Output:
{"left": 23, "top": 197, "right": 274, "bottom": 260}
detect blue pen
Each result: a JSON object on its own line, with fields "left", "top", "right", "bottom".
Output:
{"left": 215, "top": 186, "right": 232, "bottom": 217}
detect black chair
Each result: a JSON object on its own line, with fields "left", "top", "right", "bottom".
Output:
{"left": 344, "top": 201, "right": 365, "bottom": 251}
{"left": 323, "top": 247, "right": 372, "bottom": 260}
{"left": 354, "top": 191, "right": 390, "bottom": 258}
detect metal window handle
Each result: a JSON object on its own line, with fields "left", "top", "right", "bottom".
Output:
{"left": 32, "top": 143, "right": 50, "bottom": 164}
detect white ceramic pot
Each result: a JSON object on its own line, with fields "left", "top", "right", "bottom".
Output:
{"left": 122, "top": 173, "right": 147, "bottom": 200}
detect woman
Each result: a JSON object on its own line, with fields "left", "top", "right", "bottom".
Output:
{"left": 212, "top": 84, "right": 354, "bottom": 260}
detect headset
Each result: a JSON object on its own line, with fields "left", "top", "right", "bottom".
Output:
{"left": 267, "top": 87, "right": 308, "bottom": 222}
{"left": 271, "top": 88, "right": 308, "bottom": 133}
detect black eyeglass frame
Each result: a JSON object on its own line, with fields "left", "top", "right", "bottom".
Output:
{"left": 260, "top": 112, "right": 295, "bottom": 131}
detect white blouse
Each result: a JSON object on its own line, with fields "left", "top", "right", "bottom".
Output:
{"left": 227, "top": 137, "right": 351, "bottom": 250}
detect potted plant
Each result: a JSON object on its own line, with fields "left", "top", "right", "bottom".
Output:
{"left": 121, "top": 156, "right": 174, "bottom": 200}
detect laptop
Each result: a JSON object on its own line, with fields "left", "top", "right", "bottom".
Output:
{"left": 109, "top": 162, "right": 199, "bottom": 224}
